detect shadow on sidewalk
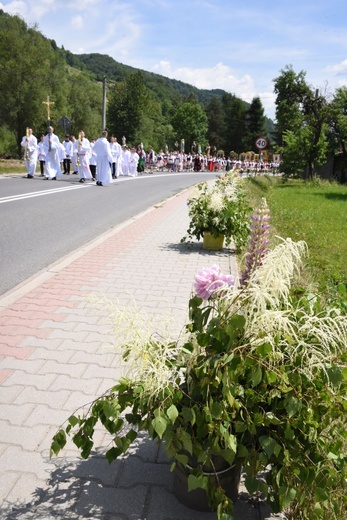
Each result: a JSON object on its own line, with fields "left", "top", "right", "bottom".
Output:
{"left": 161, "top": 241, "right": 238, "bottom": 257}
{"left": 0, "top": 435, "right": 276, "bottom": 520}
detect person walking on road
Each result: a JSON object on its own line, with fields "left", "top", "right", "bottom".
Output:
{"left": 21, "top": 128, "right": 38, "bottom": 178}
{"left": 43, "top": 126, "right": 62, "bottom": 180}
{"left": 93, "top": 130, "right": 113, "bottom": 186}
{"left": 37, "top": 133, "right": 46, "bottom": 176}
{"left": 76, "top": 130, "right": 92, "bottom": 183}
{"left": 110, "top": 136, "right": 122, "bottom": 179}
{"left": 62, "top": 135, "right": 73, "bottom": 175}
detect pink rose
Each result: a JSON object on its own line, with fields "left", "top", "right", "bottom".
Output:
{"left": 194, "top": 264, "right": 234, "bottom": 300}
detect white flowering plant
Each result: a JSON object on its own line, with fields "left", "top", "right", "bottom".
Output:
{"left": 181, "top": 173, "right": 251, "bottom": 251}
{"left": 51, "top": 202, "right": 347, "bottom": 520}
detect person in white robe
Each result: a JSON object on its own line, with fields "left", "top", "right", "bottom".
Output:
{"left": 93, "top": 130, "right": 113, "bottom": 186}
{"left": 43, "top": 126, "right": 62, "bottom": 180}
{"left": 89, "top": 139, "right": 97, "bottom": 181}
{"left": 62, "top": 135, "right": 73, "bottom": 174}
{"left": 37, "top": 134, "right": 46, "bottom": 176}
{"left": 129, "top": 147, "right": 139, "bottom": 176}
{"left": 76, "top": 131, "right": 92, "bottom": 183}
{"left": 121, "top": 146, "right": 130, "bottom": 176}
{"left": 70, "top": 135, "right": 78, "bottom": 174}
{"left": 20, "top": 128, "right": 38, "bottom": 178}
{"left": 110, "top": 136, "right": 122, "bottom": 179}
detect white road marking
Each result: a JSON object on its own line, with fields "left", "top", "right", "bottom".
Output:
{"left": 0, "top": 184, "right": 91, "bottom": 204}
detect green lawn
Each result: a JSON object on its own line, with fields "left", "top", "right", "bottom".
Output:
{"left": 243, "top": 176, "right": 347, "bottom": 285}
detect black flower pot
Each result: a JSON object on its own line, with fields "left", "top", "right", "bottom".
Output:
{"left": 173, "top": 459, "right": 241, "bottom": 512}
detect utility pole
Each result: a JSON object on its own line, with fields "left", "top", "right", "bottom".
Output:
{"left": 102, "top": 76, "right": 107, "bottom": 131}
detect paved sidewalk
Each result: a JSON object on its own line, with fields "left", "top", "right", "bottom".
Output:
{"left": 0, "top": 188, "right": 280, "bottom": 519}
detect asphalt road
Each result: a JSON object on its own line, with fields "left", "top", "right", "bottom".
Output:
{"left": 0, "top": 171, "right": 216, "bottom": 296}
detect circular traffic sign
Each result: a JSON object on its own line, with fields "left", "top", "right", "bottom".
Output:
{"left": 255, "top": 136, "right": 268, "bottom": 150}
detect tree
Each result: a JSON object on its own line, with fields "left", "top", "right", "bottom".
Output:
{"left": 245, "top": 97, "right": 266, "bottom": 152}
{"left": 65, "top": 70, "right": 103, "bottom": 139}
{"left": 327, "top": 86, "right": 347, "bottom": 182}
{"left": 273, "top": 65, "right": 311, "bottom": 145}
{"left": 274, "top": 65, "right": 331, "bottom": 179}
{"left": 0, "top": 11, "right": 71, "bottom": 153}
{"left": 302, "top": 89, "right": 330, "bottom": 179}
{"left": 329, "top": 87, "right": 347, "bottom": 155}
{"left": 205, "top": 97, "right": 226, "bottom": 151}
{"left": 222, "top": 93, "right": 247, "bottom": 155}
{"left": 107, "top": 72, "right": 149, "bottom": 143}
{"left": 170, "top": 99, "right": 208, "bottom": 151}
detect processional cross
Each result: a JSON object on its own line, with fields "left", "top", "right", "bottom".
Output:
{"left": 42, "top": 96, "right": 54, "bottom": 126}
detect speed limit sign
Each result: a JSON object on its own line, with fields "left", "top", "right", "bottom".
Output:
{"left": 255, "top": 136, "right": 268, "bottom": 150}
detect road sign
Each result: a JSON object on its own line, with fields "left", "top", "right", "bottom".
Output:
{"left": 255, "top": 136, "right": 268, "bottom": 150}
{"left": 58, "top": 116, "right": 72, "bottom": 133}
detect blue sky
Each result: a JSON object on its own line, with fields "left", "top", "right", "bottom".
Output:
{"left": 2, "top": 0, "right": 347, "bottom": 120}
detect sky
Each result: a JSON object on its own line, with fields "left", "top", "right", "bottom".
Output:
{"left": 2, "top": 0, "right": 347, "bottom": 120}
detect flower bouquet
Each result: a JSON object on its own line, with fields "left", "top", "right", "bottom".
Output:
{"left": 51, "top": 201, "right": 347, "bottom": 520}
{"left": 181, "top": 173, "right": 251, "bottom": 251}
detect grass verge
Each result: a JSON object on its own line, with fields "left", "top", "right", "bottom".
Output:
{"left": 242, "top": 175, "right": 347, "bottom": 287}
{"left": 0, "top": 159, "right": 26, "bottom": 174}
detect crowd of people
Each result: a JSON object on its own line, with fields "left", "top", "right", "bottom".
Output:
{"left": 21, "top": 128, "right": 280, "bottom": 185}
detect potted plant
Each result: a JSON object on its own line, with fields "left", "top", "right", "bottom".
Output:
{"left": 51, "top": 201, "right": 347, "bottom": 520}
{"left": 181, "top": 173, "right": 251, "bottom": 251}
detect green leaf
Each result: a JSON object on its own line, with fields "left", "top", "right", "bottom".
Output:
{"left": 126, "top": 429, "right": 137, "bottom": 443}
{"left": 167, "top": 404, "right": 179, "bottom": 424}
{"left": 188, "top": 473, "right": 208, "bottom": 492}
{"left": 245, "top": 476, "right": 260, "bottom": 494}
{"left": 50, "top": 429, "right": 67, "bottom": 456}
{"left": 106, "top": 446, "right": 122, "bottom": 464}
{"left": 250, "top": 366, "right": 262, "bottom": 387}
{"left": 259, "top": 436, "right": 282, "bottom": 459}
{"left": 279, "top": 486, "right": 296, "bottom": 509}
{"left": 211, "top": 401, "right": 223, "bottom": 418}
{"left": 182, "top": 406, "right": 196, "bottom": 425}
{"left": 151, "top": 416, "right": 168, "bottom": 439}
{"left": 175, "top": 453, "right": 189, "bottom": 466}
{"left": 179, "top": 431, "right": 193, "bottom": 455}
{"left": 265, "top": 370, "right": 278, "bottom": 384}
{"left": 284, "top": 422, "right": 295, "bottom": 441}
{"left": 283, "top": 395, "right": 301, "bottom": 417}
{"left": 225, "top": 314, "right": 245, "bottom": 342}
{"left": 326, "top": 366, "right": 343, "bottom": 387}
{"left": 236, "top": 444, "right": 249, "bottom": 459}
{"left": 68, "top": 415, "right": 79, "bottom": 427}
{"left": 256, "top": 343, "right": 272, "bottom": 357}
{"left": 223, "top": 432, "right": 237, "bottom": 453}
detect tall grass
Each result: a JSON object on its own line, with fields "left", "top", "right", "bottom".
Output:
{"left": 242, "top": 176, "right": 347, "bottom": 287}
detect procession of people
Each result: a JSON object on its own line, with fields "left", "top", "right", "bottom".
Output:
{"left": 21, "top": 128, "right": 280, "bottom": 183}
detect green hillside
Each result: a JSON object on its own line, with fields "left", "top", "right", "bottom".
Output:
{"left": 0, "top": 9, "right": 275, "bottom": 156}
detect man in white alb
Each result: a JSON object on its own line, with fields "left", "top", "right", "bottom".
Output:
{"left": 93, "top": 130, "right": 113, "bottom": 186}
{"left": 43, "top": 126, "right": 62, "bottom": 180}
{"left": 21, "top": 128, "right": 38, "bottom": 178}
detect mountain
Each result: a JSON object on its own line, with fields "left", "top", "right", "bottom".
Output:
{"left": 63, "top": 50, "right": 275, "bottom": 134}
{"left": 64, "top": 50, "right": 243, "bottom": 107}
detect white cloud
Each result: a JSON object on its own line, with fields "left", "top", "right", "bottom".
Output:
{"left": 0, "top": 1, "right": 27, "bottom": 16}
{"left": 326, "top": 59, "right": 347, "bottom": 74}
{"left": 153, "top": 61, "right": 254, "bottom": 94}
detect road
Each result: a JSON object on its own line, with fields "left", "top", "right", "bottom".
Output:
{"left": 0, "top": 171, "right": 216, "bottom": 296}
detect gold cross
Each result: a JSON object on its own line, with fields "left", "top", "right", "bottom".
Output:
{"left": 42, "top": 96, "right": 54, "bottom": 121}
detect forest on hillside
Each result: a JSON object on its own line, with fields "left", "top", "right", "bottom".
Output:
{"left": 0, "top": 9, "right": 275, "bottom": 157}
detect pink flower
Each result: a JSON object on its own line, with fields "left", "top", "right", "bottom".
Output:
{"left": 194, "top": 264, "right": 234, "bottom": 300}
